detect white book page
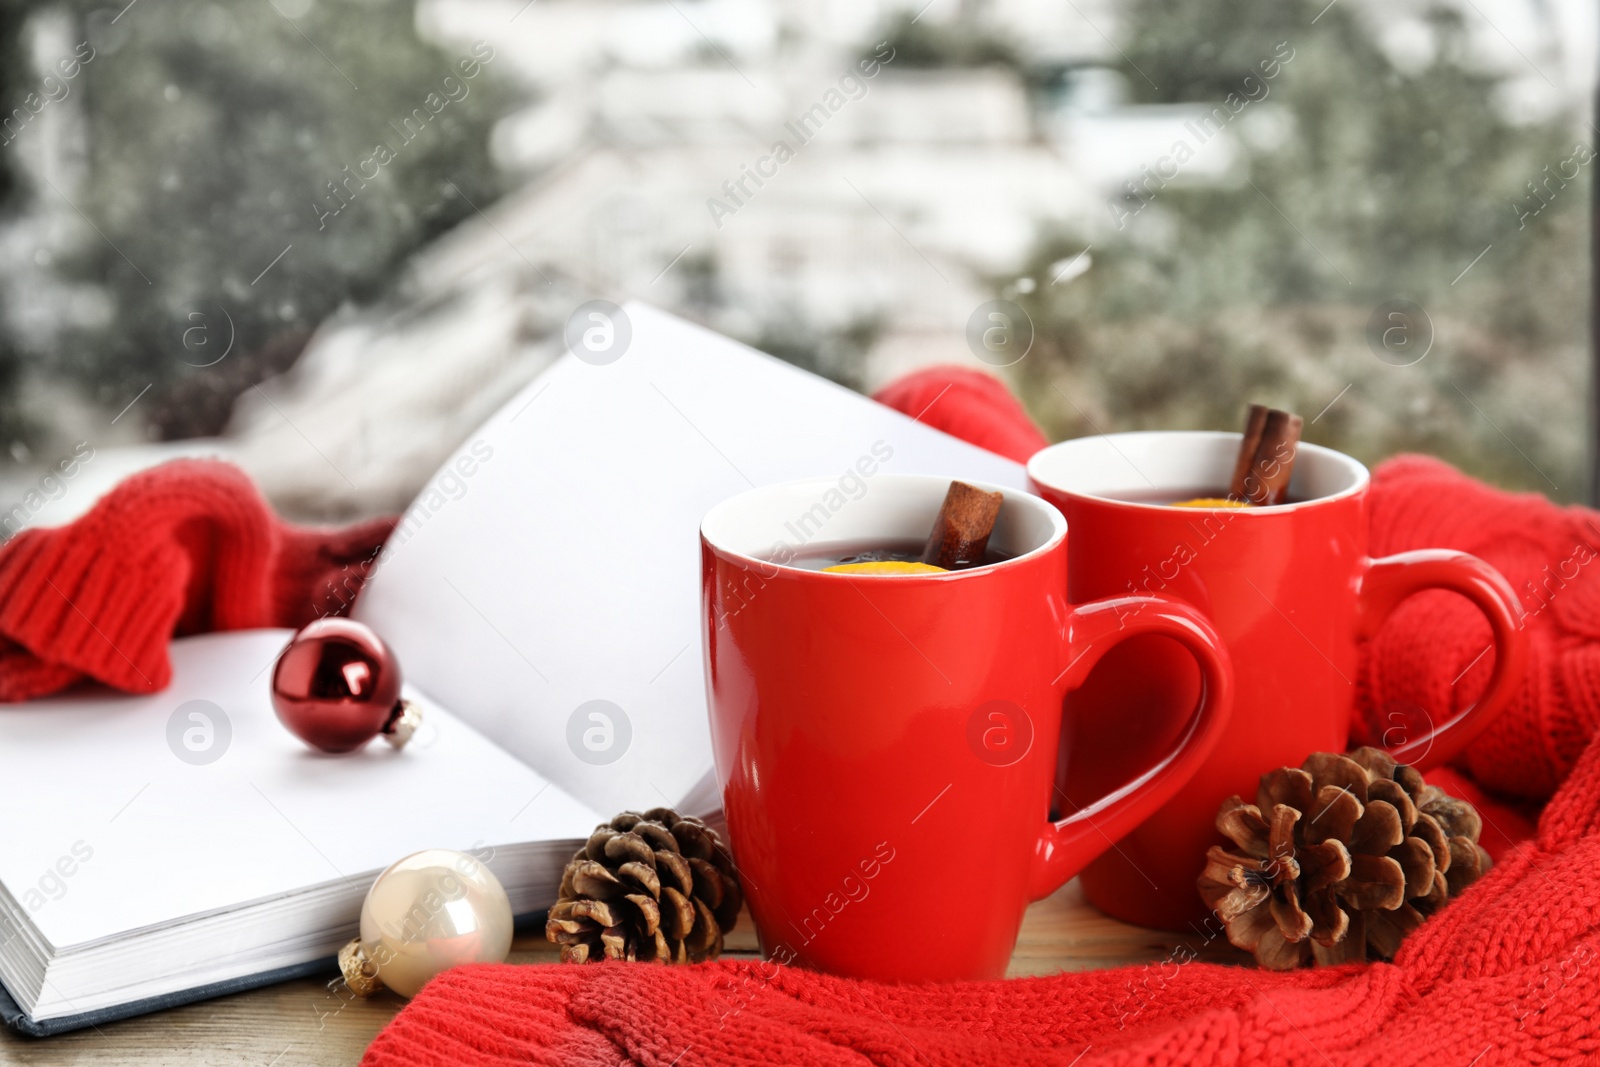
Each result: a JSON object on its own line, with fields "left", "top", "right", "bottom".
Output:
{"left": 0, "top": 631, "right": 600, "bottom": 951}
{"left": 355, "top": 302, "right": 1027, "bottom": 816}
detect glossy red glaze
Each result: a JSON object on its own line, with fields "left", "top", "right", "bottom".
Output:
{"left": 1029, "top": 432, "right": 1528, "bottom": 931}
{"left": 700, "top": 475, "right": 1232, "bottom": 981}
{"left": 271, "top": 618, "right": 403, "bottom": 754}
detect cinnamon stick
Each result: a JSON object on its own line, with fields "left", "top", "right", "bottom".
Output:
{"left": 922, "top": 481, "right": 1003, "bottom": 570}
{"left": 1227, "top": 404, "right": 1269, "bottom": 500}
{"left": 1229, "top": 406, "right": 1303, "bottom": 506}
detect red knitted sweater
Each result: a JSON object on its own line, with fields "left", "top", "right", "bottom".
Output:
{"left": 0, "top": 459, "right": 393, "bottom": 700}
{"left": 1358, "top": 453, "right": 1600, "bottom": 803}
{"left": 365, "top": 733, "right": 1600, "bottom": 1064}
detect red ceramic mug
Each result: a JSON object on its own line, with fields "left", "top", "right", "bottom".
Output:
{"left": 1028, "top": 432, "right": 1528, "bottom": 931}
{"left": 700, "top": 474, "right": 1233, "bottom": 981}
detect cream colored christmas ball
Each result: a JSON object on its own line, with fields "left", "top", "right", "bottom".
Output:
{"left": 341, "top": 848, "right": 513, "bottom": 998}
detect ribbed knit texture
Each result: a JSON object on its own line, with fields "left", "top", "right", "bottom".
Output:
{"left": 871, "top": 366, "right": 1050, "bottom": 465}
{"left": 0, "top": 459, "right": 394, "bottom": 700}
{"left": 364, "top": 730, "right": 1600, "bottom": 1066}
{"left": 1358, "top": 454, "right": 1600, "bottom": 804}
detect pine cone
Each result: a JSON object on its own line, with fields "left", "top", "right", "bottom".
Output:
{"left": 1197, "top": 746, "right": 1492, "bottom": 969}
{"left": 545, "top": 807, "right": 742, "bottom": 964}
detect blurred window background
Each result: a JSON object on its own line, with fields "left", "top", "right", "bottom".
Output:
{"left": 0, "top": 0, "right": 1593, "bottom": 526}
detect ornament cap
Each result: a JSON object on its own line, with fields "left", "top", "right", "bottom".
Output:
{"left": 339, "top": 938, "right": 383, "bottom": 997}
{"left": 382, "top": 699, "right": 421, "bottom": 749}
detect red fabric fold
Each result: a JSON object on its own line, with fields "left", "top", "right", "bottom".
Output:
{"left": 363, "top": 731, "right": 1600, "bottom": 1066}
{"left": 1357, "top": 454, "right": 1600, "bottom": 804}
{"left": 872, "top": 365, "right": 1049, "bottom": 465}
{"left": 0, "top": 458, "right": 393, "bottom": 701}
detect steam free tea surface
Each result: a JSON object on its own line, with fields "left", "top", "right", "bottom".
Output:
{"left": 777, "top": 538, "right": 1015, "bottom": 571}
{"left": 1106, "top": 488, "right": 1309, "bottom": 507}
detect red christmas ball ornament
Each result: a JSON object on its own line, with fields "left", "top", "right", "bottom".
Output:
{"left": 271, "top": 619, "right": 420, "bottom": 754}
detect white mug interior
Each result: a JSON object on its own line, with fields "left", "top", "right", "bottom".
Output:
{"left": 701, "top": 474, "right": 1064, "bottom": 572}
{"left": 1027, "top": 431, "right": 1368, "bottom": 510}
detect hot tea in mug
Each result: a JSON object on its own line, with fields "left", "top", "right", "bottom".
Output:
{"left": 1028, "top": 431, "right": 1528, "bottom": 931}
{"left": 700, "top": 474, "right": 1235, "bottom": 980}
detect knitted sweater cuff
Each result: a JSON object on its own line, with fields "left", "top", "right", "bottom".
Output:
{"left": 0, "top": 459, "right": 395, "bottom": 702}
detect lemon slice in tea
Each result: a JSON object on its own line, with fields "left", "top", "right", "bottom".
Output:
{"left": 1169, "top": 498, "right": 1252, "bottom": 509}
{"left": 822, "top": 561, "right": 948, "bottom": 575}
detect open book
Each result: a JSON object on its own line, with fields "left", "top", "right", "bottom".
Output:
{"left": 0, "top": 304, "right": 1026, "bottom": 1034}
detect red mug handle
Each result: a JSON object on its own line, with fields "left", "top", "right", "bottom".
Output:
{"left": 1355, "top": 549, "right": 1528, "bottom": 772}
{"left": 1027, "top": 595, "right": 1233, "bottom": 901}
